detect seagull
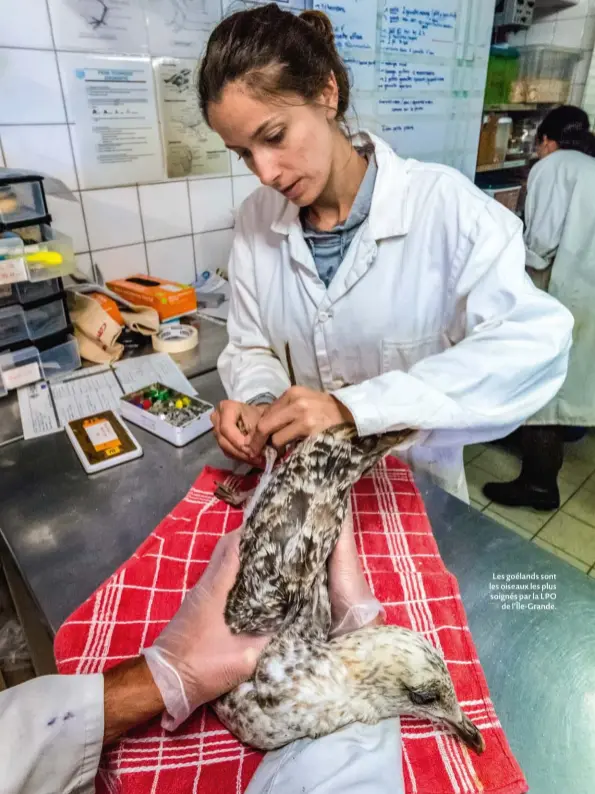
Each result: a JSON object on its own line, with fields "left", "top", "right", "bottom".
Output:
{"left": 214, "top": 424, "right": 484, "bottom": 754}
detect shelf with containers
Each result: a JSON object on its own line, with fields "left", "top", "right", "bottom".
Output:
{"left": 476, "top": 44, "right": 582, "bottom": 216}
{"left": 0, "top": 171, "right": 80, "bottom": 398}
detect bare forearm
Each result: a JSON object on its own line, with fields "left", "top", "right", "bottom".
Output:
{"left": 103, "top": 657, "right": 164, "bottom": 745}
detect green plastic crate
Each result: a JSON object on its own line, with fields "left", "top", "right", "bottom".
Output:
{"left": 485, "top": 46, "right": 520, "bottom": 106}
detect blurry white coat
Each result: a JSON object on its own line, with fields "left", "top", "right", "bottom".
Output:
{"left": 524, "top": 148, "right": 595, "bottom": 426}
{"left": 219, "top": 133, "right": 573, "bottom": 499}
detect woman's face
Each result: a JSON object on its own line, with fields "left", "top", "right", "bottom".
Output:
{"left": 208, "top": 80, "right": 338, "bottom": 207}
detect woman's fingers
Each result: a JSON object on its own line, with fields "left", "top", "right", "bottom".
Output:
{"left": 249, "top": 403, "right": 299, "bottom": 455}
{"left": 218, "top": 402, "right": 251, "bottom": 450}
{"left": 270, "top": 421, "right": 306, "bottom": 451}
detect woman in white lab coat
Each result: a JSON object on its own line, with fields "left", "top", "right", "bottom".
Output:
{"left": 200, "top": 4, "right": 573, "bottom": 501}
{"left": 485, "top": 106, "right": 595, "bottom": 510}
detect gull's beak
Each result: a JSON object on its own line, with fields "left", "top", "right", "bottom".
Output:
{"left": 448, "top": 714, "right": 485, "bottom": 754}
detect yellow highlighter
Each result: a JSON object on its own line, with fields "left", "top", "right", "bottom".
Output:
{"left": 25, "top": 251, "right": 63, "bottom": 267}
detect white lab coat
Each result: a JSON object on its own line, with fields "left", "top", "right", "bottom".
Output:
{"left": 0, "top": 674, "right": 104, "bottom": 794}
{"left": 219, "top": 132, "right": 573, "bottom": 499}
{"left": 524, "top": 148, "right": 595, "bottom": 426}
{"left": 0, "top": 675, "right": 401, "bottom": 794}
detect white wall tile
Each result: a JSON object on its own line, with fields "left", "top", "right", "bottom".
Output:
{"left": 75, "top": 253, "right": 94, "bottom": 280}
{"left": 581, "top": 14, "right": 595, "bottom": 48}
{"left": 554, "top": 17, "right": 589, "bottom": 48}
{"left": 574, "top": 50, "right": 594, "bottom": 85}
{"left": 47, "top": 194, "right": 89, "bottom": 254}
{"left": 0, "top": 0, "right": 53, "bottom": 48}
{"left": 194, "top": 229, "right": 234, "bottom": 275}
{"left": 82, "top": 187, "right": 143, "bottom": 250}
{"left": 555, "top": 0, "right": 590, "bottom": 21}
{"left": 0, "top": 125, "right": 78, "bottom": 190}
{"left": 570, "top": 81, "right": 587, "bottom": 105}
{"left": 507, "top": 30, "right": 527, "bottom": 46}
{"left": 189, "top": 177, "right": 234, "bottom": 233}
{"left": 147, "top": 235, "right": 195, "bottom": 283}
{"left": 526, "top": 21, "right": 556, "bottom": 45}
{"left": 93, "top": 244, "right": 148, "bottom": 284}
{"left": 232, "top": 175, "right": 261, "bottom": 208}
{"left": 56, "top": 53, "right": 79, "bottom": 125}
{"left": 139, "top": 182, "right": 192, "bottom": 241}
{"left": 231, "top": 154, "right": 253, "bottom": 177}
{"left": 0, "top": 49, "right": 65, "bottom": 125}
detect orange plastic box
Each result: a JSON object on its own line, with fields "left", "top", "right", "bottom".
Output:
{"left": 106, "top": 275, "right": 197, "bottom": 322}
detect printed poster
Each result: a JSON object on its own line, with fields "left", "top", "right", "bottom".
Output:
{"left": 155, "top": 57, "right": 229, "bottom": 178}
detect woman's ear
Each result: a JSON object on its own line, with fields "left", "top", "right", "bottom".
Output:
{"left": 543, "top": 135, "right": 559, "bottom": 154}
{"left": 320, "top": 72, "right": 339, "bottom": 120}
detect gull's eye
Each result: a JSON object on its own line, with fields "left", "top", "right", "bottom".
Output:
{"left": 406, "top": 683, "right": 441, "bottom": 706}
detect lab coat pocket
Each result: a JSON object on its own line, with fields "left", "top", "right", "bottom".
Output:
{"left": 381, "top": 335, "right": 445, "bottom": 373}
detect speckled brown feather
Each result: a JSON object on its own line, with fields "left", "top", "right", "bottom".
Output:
{"left": 224, "top": 424, "right": 412, "bottom": 637}
{"left": 215, "top": 425, "right": 484, "bottom": 754}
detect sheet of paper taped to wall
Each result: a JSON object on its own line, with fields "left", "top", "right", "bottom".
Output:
{"left": 17, "top": 353, "right": 197, "bottom": 441}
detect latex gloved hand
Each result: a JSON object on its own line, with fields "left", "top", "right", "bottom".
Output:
{"left": 327, "top": 503, "right": 385, "bottom": 638}
{"left": 142, "top": 530, "right": 269, "bottom": 730}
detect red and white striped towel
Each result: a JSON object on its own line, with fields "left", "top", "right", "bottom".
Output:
{"left": 54, "top": 457, "right": 528, "bottom": 794}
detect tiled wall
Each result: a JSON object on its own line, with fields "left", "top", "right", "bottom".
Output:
{"left": 0, "top": 0, "right": 260, "bottom": 285}
{"left": 3, "top": 0, "right": 595, "bottom": 282}
{"left": 583, "top": 57, "right": 595, "bottom": 121}
{"left": 508, "top": 0, "right": 595, "bottom": 108}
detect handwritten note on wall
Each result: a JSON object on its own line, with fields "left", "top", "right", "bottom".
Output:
{"left": 380, "top": 119, "right": 455, "bottom": 155}
{"left": 376, "top": 96, "right": 449, "bottom": 117}
{"left": 314, "top": 1, "right": 377, "bottom": 51}
{"left": 378, "top": 62, "right": 451, "bottom": 91}
{"left": 381, "top": 2, "right": 458, "bottom": 57}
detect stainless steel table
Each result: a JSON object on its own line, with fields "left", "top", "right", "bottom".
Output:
{"left": 0, "top": 316, "right": 227, "bottom": 446}
{"left": 1, "top": 368, "right": 594, "bottom": 792}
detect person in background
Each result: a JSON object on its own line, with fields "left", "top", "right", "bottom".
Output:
{"left": 484, "top": 106, "right": 595, "bottom": 510}
{"left": 203, "top": 4, "right": 572, "bottom": 502}
{"left": 0, "top": 528, "right": 397, "bottom": 794}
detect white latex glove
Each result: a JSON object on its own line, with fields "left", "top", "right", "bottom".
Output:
{"left": 142, "top": 530, "right": 269, "bottom": 730}
{"left": 328, "top": 503, "right": 385, "bottom": 638}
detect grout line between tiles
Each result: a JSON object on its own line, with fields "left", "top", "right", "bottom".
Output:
{"left": 186, "top": 179, "right": 198, "bottom": 281}
{"left": 532, "top": 535, "right": 594, "bottom": 571}
{"left": 533, "top": 506, "right": 595, "bottom": 561}
{"left": 76, "top": 230, "right": 231, "bottom": 259}
{"left": 136, "top": 185, "right": 150, "bottom": 275}
{"left": 43, "top": 0, "right": 95, "bottom": 282}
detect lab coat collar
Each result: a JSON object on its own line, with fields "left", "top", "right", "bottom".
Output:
{"left": 270, "top": 130, "right": 411, "bottom": 240}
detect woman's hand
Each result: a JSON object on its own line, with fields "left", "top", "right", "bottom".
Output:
{"left": 142, "top": 531, "right": 270, "bottom": 730}
{"left": 211, "top": 400, "right": 269, "bottom": 463}
{"left": 248, "top": 386, "right": 354, "bottom": 457}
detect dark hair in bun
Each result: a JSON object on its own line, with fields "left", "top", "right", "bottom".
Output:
{"left": 198, "top": 3, "right": 350, "bottom": 123}
{"left": 538, "top": 105, "right": 595, "bottom": 157}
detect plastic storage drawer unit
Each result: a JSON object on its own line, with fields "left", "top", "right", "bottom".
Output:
{"left": 39, "top": 335, "right": 81, "bottom": 380}
{"left": 0, "top": 346, "right": 43, "bottom": 396}
{"left": 0, "top": 305, "right": 28, "bottom": 347}
{"left": 24, "top": 298, "right": 67, "bottom": 340}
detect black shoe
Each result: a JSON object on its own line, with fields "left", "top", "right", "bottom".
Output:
{"left": 482, "top": 478, "right": 560, "bottom": 511}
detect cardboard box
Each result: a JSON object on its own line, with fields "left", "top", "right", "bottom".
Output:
{"left": 106, "top": 275, "right": 196, "bottom": 321}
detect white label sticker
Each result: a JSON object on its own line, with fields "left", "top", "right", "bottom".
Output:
{"left": 0, "top": 258, "right": 28, "bottom": 286}
{"left": 2, "top": 362, "right": 41, "bottom": 389}
{"left": 85, "top": 419, "right": 119, "bottom": 449}
{"left": 161, "top": 284, "right": 183, "bottom": 292}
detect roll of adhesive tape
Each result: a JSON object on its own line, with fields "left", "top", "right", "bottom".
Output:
{"left": 152, "top": 324, "right": 199, "bottom": 354}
